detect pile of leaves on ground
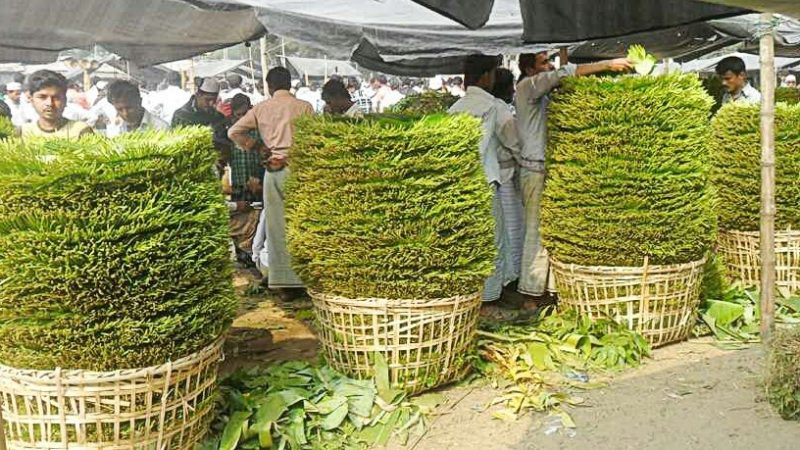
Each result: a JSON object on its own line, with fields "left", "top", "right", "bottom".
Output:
{"left": 775, "top": 86, "right": 800, "bottom": 105}
{"left": 694, "top": 284, "right": 800, "bottom": 347}
{"left": 0, "top": 116, "right": 13, "bottom": 140}
{"left": 388, "top": 91, "right": 460, "bottom": 115}
{"left": 202, "top": 356, "right": 444, "bottom": 450}
{"left": 287, "top": 113, "right": 494, "bottom": 299}
{"left": 541, "top": 74, "right": 716, "bottom": 266}
{"left": 0, "top": 128, "right": 236, "bottom": 370}
{"left": 766, "top": 325, "right": 800, "bottom": 420}
{"left": 474, "top": 309, "right": 651, "bottom": 427}
{"left": 711, "top": 102, "right": 800, "bottom": 231}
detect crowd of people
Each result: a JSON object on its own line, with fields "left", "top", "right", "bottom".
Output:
{"left": 0, "top": 53, "right": 768, "bottom": 308}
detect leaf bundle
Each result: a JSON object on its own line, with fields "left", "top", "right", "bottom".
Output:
{"left": 766, "top": 326, "right": 800, "bottom": 420}
{"left": 776, "top": 86, "right": 800, "bottom": 105}
{"left": 389, "top": 91, "right": 460, "bottom": 115}
{"left": 541, "top": 74, "right": 716, "bottom": 266}
{"left": 0, "top": 128, "right": 237, "bottom": 370}
{"left": 710, "top": 103, "right": 800, "bottom": 231}
{"left": 286, "top": 114, "right": 494, "bottom": 299}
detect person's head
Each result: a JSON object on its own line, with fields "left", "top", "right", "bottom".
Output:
{"left": 716, "top": 56, "right": 748, "bottom": 94}
{"left": 463, "top": 54, "right": 500, "bottom": 91}
{"left": 370, "top": 75, "right": 387, "bottom": 90}
{"left": 346, "top": 77, "right": 360, "bottom": 93}
{"left": 5, "top": 82, "right": 21, "bottom": 103}
{"left": 491, "top": 68, "right": 515, "bottom": 104}
{"left": 107, "top": 80, "right": 144, "bottom": 123}
{"left": 450, "top": 76, "right": 464, "bottom": 88}
{"left": 166, "top": 72, "right": 181, "bottom": 88}
{"left": 321, "top": 78, "right": 353, "bottom": 115}
{"left": 195, "top": 78, "right": 220, "bottom": 111}
{"left": 266, "top": 67, "right": 292, "bottom": 96}
{"left": 226, "top": 73, "right": 243, "bottom": 90}
{"left": 27, "top": 70, "right": 68, "bottom": 123}
{"left": 518, "top": 52, "right": 554, "bottom": 80}
{"left": 389, "top": 79, "right": 401, "bottom": 91}
{"left": 785, "top": 74, "right": 797, "bottom": 87}
{"left": 230, "top": 93, "right": 252, "bottom": 121}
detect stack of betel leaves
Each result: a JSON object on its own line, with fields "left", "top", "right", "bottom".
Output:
{"left": 541, "top": 74, "right": 716, "bottom": 266}
{"left": 0, "top": 128, "right": 236, "bottom": 370}
{"left": 389, "top": 91, "right": 460, "bottom": 115}
{"left": 776, "top": 86, "right": 800, "bottom": 105}
{"left": 0, "top": 116, "right": 13, "bottom": 140}
{"left": 711, "top": 103, "right": 800, "bottom": 232}
{"left": 286, "top": 113, "right": 494, "bottom": 299}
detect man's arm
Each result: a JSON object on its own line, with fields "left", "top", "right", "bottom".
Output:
{"left": 575, "top": 58, "right": 632, "bottom": 77}
{"left": 228, "top": 108, "right": 259, "bottom": 151}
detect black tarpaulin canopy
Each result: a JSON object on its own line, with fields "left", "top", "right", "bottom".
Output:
{"left": 0, "top": 0, "right": 752, "bottom": 68}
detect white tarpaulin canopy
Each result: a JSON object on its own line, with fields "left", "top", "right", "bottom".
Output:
{"left": 285, "top": 57, "right": 361, "bottom": 78}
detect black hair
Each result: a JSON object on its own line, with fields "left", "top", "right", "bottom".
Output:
{"left": 12, "top": 73, "right": 25, "bottom": 84}
{"left": 347, "top": 77, "right": 360, "bottom": 90}
{"left": 266, "top": 67, "right": 292, "bottom": 91}
{"left": 230, "top": 93, "right": 251, "bottom": 111}
{"left": 463, "top": 54, "right": 500, "bottom": 87}
{"left": 517, "top": 51, "right": 548, "bottom": 82}
{"left": 375, "top": 75, "right": 388, "bottom": 85}
{"left": 491, "top": 68, "right": 515, "bottom": 104}
{"left": 716, "top": 56, "right": 747, "bottom": 76}
{"left": 226, "top": 74, "right": 243, "bottom": 89}
{"left": 107, "top": 80, "right": 141, "bottom": 103}
{"left": 321, "top": 78, "right": 350, "bottom": 102}
{"left": 450, "top": 76, "right": 464, "bottom": 86}
{"left": 27, "top": 70, "right": 68, "bottom": 95}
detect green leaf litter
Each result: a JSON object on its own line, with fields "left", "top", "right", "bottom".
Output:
{"left": 285, "top": 113, "right": 495, "bottom": 299}
{"left": 541, "top": 74, "right": 716, "bottom": 266}
{"left": 0, "top": 128, "right": 237, "bottom": 370}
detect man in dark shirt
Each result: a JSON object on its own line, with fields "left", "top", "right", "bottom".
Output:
{"left": 171, "top": 78, "right": 225, "bottom": 128}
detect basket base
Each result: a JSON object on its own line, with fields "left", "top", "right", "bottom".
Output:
{"left": 718, "top": 230, "right": 800, "bottom": 296}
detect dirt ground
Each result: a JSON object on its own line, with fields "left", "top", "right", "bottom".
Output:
{"left": 225, "top": 270, "right": 800, "bottom": 450}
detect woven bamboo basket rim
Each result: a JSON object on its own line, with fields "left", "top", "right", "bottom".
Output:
{"left": 550, "top": 257, "right": 706, "bottom": 274}
{"left": 721, "top": 229, "right": 800, "bottom": 237}
{"left": 0, "top": 338, "right": 224, "bottom": 385}
{"left": 309, "top": 290, "right": 482, "bottom": 306}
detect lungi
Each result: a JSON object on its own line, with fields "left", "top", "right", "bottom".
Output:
{"left": 264, "top": 168, "right": 304, "bottom": 289}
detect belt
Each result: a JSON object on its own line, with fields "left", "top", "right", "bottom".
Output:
{"left": 499, "top": 159, "right": 517, "bottom": 169}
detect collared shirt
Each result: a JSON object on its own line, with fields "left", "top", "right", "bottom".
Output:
{"left": 515, "top": 64, "right": 577, "bottom": 171}
{"left": 230, "top": 143, "right": 264, "bottom": 202}
{"left": 21, "top": 119, "right": 92, "bottom": 141}
{"left": 448, "top": 86, "right": 522, "bottom": 186}
{"left": 106, "top": 109, "right": 169, "bottom": 137}
{"left": 171, "top": 97, "right": 226, "bottom": 128}
{"left": 228, "top": 90, "right": 314, "bottom": 160}
{"left": 722, "top": 83, "right": 762, "bottom": 105}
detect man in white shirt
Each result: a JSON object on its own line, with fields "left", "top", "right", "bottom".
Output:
{"left": 105, "top": 80, "right": 168, "bottom": 137}
{"left": 380, "top": 80, "right": 405, "bottom": 111}
{"left": 716, "top": 56, "right": 762, "bottom": 105}
{"left": 146, "top": 72, "right": 191, "bottom": 124}
{"left": 449, "top": 54, "right": 524, "bottom": 305}
{"left": 370, "top": 76, "right": 392, "bottom": 112}
{"left": 515, "top": 52, "right": 632, "bottom": 301}
{"left": 4, "top": 82, "right": 26, "bottom": 126}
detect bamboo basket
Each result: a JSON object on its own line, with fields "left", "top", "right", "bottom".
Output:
{"left": 718, "top": 230, "right": 800, "bottom": 294}
{"left": 311, "top": 291, "right": 481, "bottom": 394}
{"left": 0, "top": 339, "right": 224, "bottom": 450}
{"left": 551, "top": 258, "right": 706, "bottom": 347}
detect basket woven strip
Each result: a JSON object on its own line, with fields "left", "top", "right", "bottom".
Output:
{"left": 0, "top": 340, "right": 223, "bottom": 450}
{"left": 551, "top": 258, "right": 706, "bottom": 347}
{"left": 718, "top": 230, "right": 800, "bottom": 295}
{"left": 311, "top": 292, "right": 481, "bottom": 394}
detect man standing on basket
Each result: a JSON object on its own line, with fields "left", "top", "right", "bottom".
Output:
{"left": 228, "top": 67, "right": 314, "bottom": 301}
{"left": 515, "top": 52, "right": 632, "bottom": 304}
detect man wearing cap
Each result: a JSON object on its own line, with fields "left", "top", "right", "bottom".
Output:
{"left": 171, "top": 77, "right": 225, "bottom": 128}
{"left": 5, "top": 82, "right": 27, "bottom": 126}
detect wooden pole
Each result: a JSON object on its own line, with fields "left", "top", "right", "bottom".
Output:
{"left": 759, "top": 12, "right": 776, "bottom": 341}
{"left": 259, "top": 36, "right": 268, "bottom": 95}
{"left": 559, "top": 46, "right": 569, "bottom": 66}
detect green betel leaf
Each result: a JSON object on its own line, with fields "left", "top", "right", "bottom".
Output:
{"left": 220, "top": 411, "right": 252, "bottom": 450}
{"left": 320, "top": 403, "right": 349, "bottom": 430}
{"left": 627, "top": 44, "right": 657, "bottom": 75}
{"left": 704, "top": 300, "right": 744, "bottom": 328}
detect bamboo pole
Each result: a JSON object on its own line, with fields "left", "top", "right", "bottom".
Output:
{"left": 259, "top": 36, "right": 268, "bottom": 95}
{"left": 759, "top": 12, "right": 776, "bottom": 341}
{"left": 559, "top": 46, "right": 569, "bottom": 65}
